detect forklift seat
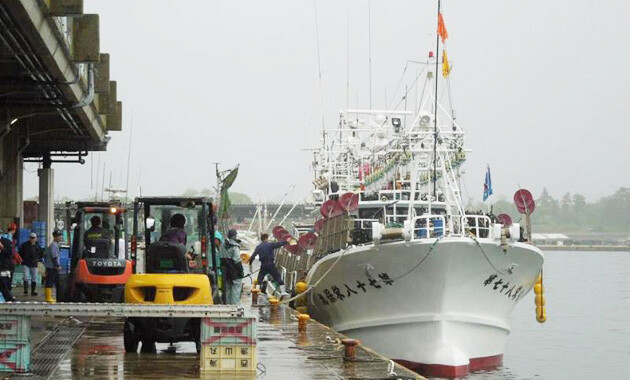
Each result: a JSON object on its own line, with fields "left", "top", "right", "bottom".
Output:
{"left": 145, "top": 241, "right": 189, "bottom": 274}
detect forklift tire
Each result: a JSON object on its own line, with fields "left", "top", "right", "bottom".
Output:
{"left": 123, "top": 322, "right": 138, "bottom": 353}
{"left": 141, "top": 339, "right": 156, "bottom": 353}
{"left": 77, "top": 288, "right": 88, "bottom": 303}
{"left": 124, "top": 329, "right": 138, "bottom": 354}
{"left": 213, "top": 293, "right": 222, "bottom": 305}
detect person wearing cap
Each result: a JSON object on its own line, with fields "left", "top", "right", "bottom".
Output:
{"left": 83, "top": 215, "right": 111, "bottom": 253}
{"left": 160, "top": 214, "right": 199, "bottom": 267}
{"left": 222, "top": 229, "right": 244, "bottom": 305}
{"left": 249, "top": 233, "right": 291, "bottom": 298}
{"left": 43, "top": 231, "right": 63, "bottom": 303}
{"left": 19, "top": 232, "right": 43, "bottom": 296}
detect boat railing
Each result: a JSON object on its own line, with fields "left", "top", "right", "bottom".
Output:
{"left": 279, "top": 266, "right": 287, "bottom": 284}
{"left": 378, "top": 189, "right": 412, "bottom": 201}
{"left": 385, "top": 213, "right": 409, "bottom": 225}
{"left": 354, "top": 218, "right": 379, "bottom": 229}
{"left": 462, "top": 215, "right": 492, "bottom": 238}
{"left": 411, "top": 215, "right": 447, "bottom": 239}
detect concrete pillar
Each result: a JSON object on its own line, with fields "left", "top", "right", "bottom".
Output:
{"left": 38, "top": 157, "right": 54, "bottom": 240}
{"left": 0, "top": 131, "right": 24, "bottom": 229}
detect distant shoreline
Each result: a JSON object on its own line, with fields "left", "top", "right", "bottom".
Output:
{"left": 539, "top": 245, "right": 630, "bottom": 252}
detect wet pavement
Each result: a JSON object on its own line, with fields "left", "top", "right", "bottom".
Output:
{"left": 7, "top": 289, "right": 423, "bottom": 380}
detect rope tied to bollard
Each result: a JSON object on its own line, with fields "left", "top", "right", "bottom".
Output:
{"left": 277, "top": 245, "right": 352, "bottom": 305}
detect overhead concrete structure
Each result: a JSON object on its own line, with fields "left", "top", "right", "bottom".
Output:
{"left": 0, "top": 0, "right": 123, "bottom": 233}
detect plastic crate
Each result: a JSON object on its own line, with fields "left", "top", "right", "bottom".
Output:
{"left": 11, "top": 270, "right": 23, "bottom": 287}
{"left": 0, "top": 316, "right": 30, "bottom": 343}
{"left": 200, "top": 317, "right": 257, "bottom": 346}
{"left": 59, "top": 245, "right": 71, "bottom": 274}
{"left": 0, "top": 341, "right": 30, "bottom": 373}
{"left": 17, "top": 229, "right": 30, "bottom": 246}
{"left": 11, "top": 266, "right": 42, "bottom": 287}
{"left": 200, "top": 345, "right": 256, "bottom": 372}
{"left": 31, "top": 221, "right": 46, "bottom": 249}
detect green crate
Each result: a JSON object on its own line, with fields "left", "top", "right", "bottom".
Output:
{"left": 0, "top": 340, "right": 30, "bottom": 373}
{"left": 11, "top": 266, "right": 42, "bottom": 287}
{"left": 200, "top": 317, "right": 257, "bottom": 346}
{"left": 0, "top": 316, "right": 30, "bottom": 343}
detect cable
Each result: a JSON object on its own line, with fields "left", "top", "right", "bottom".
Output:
{"left": 279, "top": 245, "right": 351, "bottom": 305}
{"left": 389, "top": 235, "right": 443, "bottom": 282}
{"left": 467, "top": 235, "right": 509, "bottom": 276}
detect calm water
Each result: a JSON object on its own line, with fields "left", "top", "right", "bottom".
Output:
{"left": 449, "top": 250, "right": 630, "bottom": 380}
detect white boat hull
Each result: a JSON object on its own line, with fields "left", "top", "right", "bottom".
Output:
{"left": 305, "top": 237, "right": 544, "bottom": 378}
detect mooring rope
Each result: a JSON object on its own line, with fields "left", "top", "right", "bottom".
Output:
{"left": 279, "top": 245, "right": 352, "bottom": 305}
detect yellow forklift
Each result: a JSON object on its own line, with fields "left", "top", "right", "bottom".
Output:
{"left": 124, "top": 197, "right": 219, "bottom": 353}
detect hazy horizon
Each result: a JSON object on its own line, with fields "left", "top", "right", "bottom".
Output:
{"left": 22, "top": 0, "right": 630, "bottom": 204}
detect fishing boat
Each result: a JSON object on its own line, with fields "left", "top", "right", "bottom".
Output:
{"left": 270, "top": 3, "right": 544, "bottom": 378}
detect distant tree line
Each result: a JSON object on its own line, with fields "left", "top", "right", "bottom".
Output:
{"left": 181, "top": 188, "right": 253, "bottom": 204}
{"left": 470, "top": 187, "right": 630, "bottom": 233}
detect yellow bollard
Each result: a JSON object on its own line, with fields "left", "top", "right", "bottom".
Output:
{"left": 251, "top": 288, "right": 260, "bottom": 305}
{"left": 298, "top": 314, "right": 310, "bottom": 332}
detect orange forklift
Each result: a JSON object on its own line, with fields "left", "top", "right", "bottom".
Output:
{"left": 59, "top": 202, "right": 132, "bottom": 302}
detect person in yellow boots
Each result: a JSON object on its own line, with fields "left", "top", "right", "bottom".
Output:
{"left": 43, "top": 230, "right": 63, "bottom": 303}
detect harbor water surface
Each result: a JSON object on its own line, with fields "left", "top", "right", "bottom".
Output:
{"left": 448, "top": 250, "right": 630, "bottom": 380}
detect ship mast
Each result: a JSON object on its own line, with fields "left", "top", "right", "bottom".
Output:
{"left": 432, "top": 0, "right": 441, "bottom": 204}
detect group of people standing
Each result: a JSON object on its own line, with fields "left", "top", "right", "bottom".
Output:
{"left": 215, "top": 230, "right": 291, "bottom": 306}
{"left": 160, "top": 213, "right": 290, "bottom": 306}
{"left": 0, "top": 223, "right": 64, "bottom": 303}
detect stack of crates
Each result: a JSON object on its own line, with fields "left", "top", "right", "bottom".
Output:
{"left": 200, "top": 316, "right": 257, "bottom": 373}
{"left": 31, "top": 221, "right": 46, "bottom": 249}
{"left": 11, "top": 267, "right": 42, "bottom": 287}
{"left": 12, "top": 266, "right": 43, "bottom": 287}
{"left": 16, "top": 229, "right": 30, "bottom": 246}
{"left": 0, "top": 316, "right": 30, "bottom": 373}
{"left": 58, "top": 245, "right": 71, "bottom": 274}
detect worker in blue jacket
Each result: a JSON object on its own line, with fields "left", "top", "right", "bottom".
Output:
{"left": 249, "top": 233, "right": 290, "bottom": 297}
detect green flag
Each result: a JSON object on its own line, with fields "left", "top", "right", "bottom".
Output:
{"left": 219, "top": 166, "right": 239, "bottom": 220}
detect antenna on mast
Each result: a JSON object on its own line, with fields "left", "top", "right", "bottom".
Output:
{"left": 433, "top": 0, "right": 442, "bottom": 202}
{"left": 368, "top": 0, "right": 372, "bottom": 109}
{"left": 313, "top": 0, "right": 325, "bottom": 134}
{"left": 346, "top": 11, "right": 350, "bottom": 109}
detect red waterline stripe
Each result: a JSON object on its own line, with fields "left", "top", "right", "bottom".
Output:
{"left": 395, "top": 354, "right": 502, "bottom": 378}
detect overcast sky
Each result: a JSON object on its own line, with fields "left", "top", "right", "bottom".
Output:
{"left": 22, "top": 0, "right": 630, "bottom": 203}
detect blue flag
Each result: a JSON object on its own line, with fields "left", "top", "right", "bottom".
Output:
{"left": 483, "top": 165, "right": 493, "bottom": 201}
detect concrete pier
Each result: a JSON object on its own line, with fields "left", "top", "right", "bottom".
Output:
{"left": 14, "top": 292, "right": 424, "bottom": 379}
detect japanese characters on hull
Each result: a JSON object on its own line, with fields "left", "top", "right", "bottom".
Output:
{"left": 315, "top": 272, "right": 394, "bottom": 306}
{"left": 483, "top": 274, "right": 525, "bottom": 302}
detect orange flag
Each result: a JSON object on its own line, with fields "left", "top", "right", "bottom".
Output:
{"left": 437, "top": 13, "right": 448, "bottom": 43}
